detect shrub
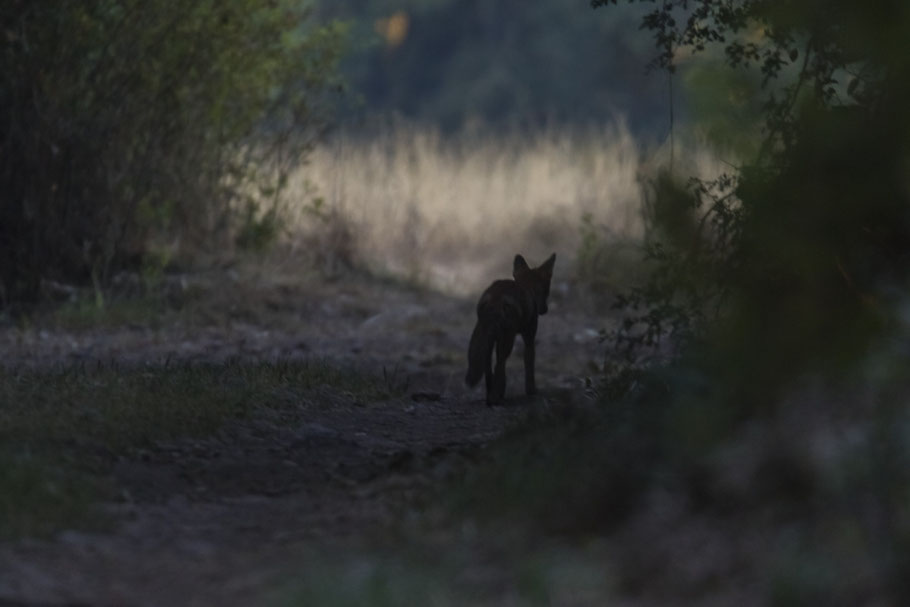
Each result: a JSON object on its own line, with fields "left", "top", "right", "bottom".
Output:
{"left": 598, "top": 0, "right": 910, "bottom": 404}
{"left": 592, "top": 2, "right": 910, "bottom": 599}
{"left": 0, "top": 1, "right": 344, "bottom": 305}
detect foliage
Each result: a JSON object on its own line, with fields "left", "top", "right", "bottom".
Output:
{"left": 595, "top": 0, "right": 910, "bottom": 402}
{"left": 611, "top": 171, "right": 742, "bottom": 363}
{"left": 580, "top": 2, "right": 910, "bottom": 600}
{"left": 0, "top": 1, "right": 344, "bottom": 305}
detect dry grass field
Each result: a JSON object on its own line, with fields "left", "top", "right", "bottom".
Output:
{"left": 282, "top": 122, "right": 725, "bottom": 294}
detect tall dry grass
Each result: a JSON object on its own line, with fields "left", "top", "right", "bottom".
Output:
{"left": 283, "top": 121, "right": 722, "bottom": 294}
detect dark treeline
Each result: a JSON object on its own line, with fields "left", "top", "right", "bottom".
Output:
{"left": 318, "top": 0, "right": 670, "bottom": 134}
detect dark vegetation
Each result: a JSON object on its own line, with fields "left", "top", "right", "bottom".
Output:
{"left": 0, "top": 0, "right": 344, "bottom": 306}
{"left": 317, "top": 0, "right": 667, "bottom": 134}
{"left": 458, "top": 1, "right": 910, "bottom": 602}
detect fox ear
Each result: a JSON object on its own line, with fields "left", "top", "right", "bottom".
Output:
{"left": 538, "top": 253, "right": 556, "bottom": 277}
{"left": 513, "top": 254, "right": 530, "bottom": 277}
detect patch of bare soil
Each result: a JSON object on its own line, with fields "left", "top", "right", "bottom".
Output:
{"left": 0, "top": 267, "right": 610, "bottom": 606}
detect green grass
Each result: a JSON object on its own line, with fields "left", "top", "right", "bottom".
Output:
{"left": 0, "top": 359, "right": 394, "bottom": 538}
{"left": 47, "top": 293, "right": 176, "bottom": 331}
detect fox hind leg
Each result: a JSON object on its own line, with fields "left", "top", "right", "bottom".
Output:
{"left": 522, "top": 332, "right": 537, "bottom": 396}
{"left": 491, "top": 331, "right": 516, "bottom": 404}
{"left": 483, "top": 335, "right": 495, "bottom": 404}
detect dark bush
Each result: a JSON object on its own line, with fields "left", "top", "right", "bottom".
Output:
{"left": 0, "top": 0, "right": 344, "bottom": 305}
{"left": 592, "top": 2, "right": 910, "bottom": 599}
{"left": 600, "top": 0, "right": 910, "bottom": 404}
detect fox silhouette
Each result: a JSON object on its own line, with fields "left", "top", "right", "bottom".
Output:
{"left": 465, "top": 253, "right": 556, "bottom": 405}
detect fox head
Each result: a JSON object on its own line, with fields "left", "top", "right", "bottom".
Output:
{"left": 513, "top": 253, "right": 556, "bottom": 315}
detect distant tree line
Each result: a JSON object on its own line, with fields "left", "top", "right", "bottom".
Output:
{"left": 318, "top": 0, "right": 669, "bottom": 134}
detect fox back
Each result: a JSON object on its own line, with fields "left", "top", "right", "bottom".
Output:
{"left": 477, "top": 255, "right": 553, "bottom": 328}
{"left": 465, "top": 253, "right": 556, "bottom": 404}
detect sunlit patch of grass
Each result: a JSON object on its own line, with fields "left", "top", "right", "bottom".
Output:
{"left": 283, "top": 122, "right": 726, "bottom": 295}
{"left": 287, "top": 123, "right": 647, "bottom": 295}
{"left": 0, "top": 359, "right": 396, "bottom": 538}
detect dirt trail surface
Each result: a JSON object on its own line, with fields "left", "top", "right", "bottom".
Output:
{"left": 0, "top": 268, "right": 609, "bottom": 606}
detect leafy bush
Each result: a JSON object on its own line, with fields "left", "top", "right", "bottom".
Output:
{"left": 0, "top": 1, "right": 344, "bottom": 305}
{"left": 597, "top": 0, "right": 910, "bottom": 403}
{"left": 584, "top": 2, "right": 910, "bottom": 599}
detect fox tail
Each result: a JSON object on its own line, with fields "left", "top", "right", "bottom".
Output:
{"left": 465, "top": 319, "right": 492, "bottom": 387}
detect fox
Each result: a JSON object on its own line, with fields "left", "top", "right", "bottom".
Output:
{"left": 465, "top": 253, "right": 556, "bottom": 405}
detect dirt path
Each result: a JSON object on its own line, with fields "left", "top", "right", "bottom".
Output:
{"left": 0, "top": 269, "right": 609, "bottom": 606}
